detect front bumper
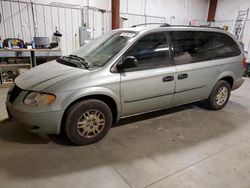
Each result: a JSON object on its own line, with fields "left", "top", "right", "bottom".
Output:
{"left": 6, "top": 101, "right": 64, "bottom": 135}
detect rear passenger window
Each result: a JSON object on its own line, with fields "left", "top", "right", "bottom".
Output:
{"left": 124, "top": 32, "right": 170, "bottom": 71}
{"left": 170, "top": 31, "right": 241, "bottom": 65}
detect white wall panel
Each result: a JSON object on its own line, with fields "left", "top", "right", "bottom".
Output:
{"left": 214, "top": 0, "right": 250, "bottom": 55}
{"left": 121, "top": 0, "right": 209, "bottom": 25}
{"left": 0, "top": 0, "right": 209, "bottom": 55}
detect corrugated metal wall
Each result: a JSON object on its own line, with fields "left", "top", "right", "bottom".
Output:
{"left": 0, "top": 0, "right": 166, "bottom": 55}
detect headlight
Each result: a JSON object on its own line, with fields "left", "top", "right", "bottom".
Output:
{"left": 24, "top": 92, "right": 56, "bottom": 106}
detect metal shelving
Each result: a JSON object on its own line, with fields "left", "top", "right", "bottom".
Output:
{"left": 0, "top": 48, "right": 61, "bottom": 87}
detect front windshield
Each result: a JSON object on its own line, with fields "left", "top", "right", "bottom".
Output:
{"left": 73, "top": 30, "right": 137, "bottom": 67}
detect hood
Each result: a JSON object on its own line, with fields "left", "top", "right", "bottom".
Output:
{"left": 15, "top": 60, "right": 89, "bottom": 91}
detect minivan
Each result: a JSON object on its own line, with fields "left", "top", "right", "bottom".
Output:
{"left": 6, "top": 24, "right": 245, "bottom": 145}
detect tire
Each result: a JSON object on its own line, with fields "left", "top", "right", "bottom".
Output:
{"left": 64, "top": 99, "right": 112, "bottom": 146}
{"left": 243, "top": 70, "right": 247, "bottom": 77}
{"left": 206, "top": 80, "right": 231, "bottom": 110}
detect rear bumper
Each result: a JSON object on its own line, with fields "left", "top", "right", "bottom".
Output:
{"left": 232, "top": 77, "right": 245, "bottom": 90}
{"left": 6, "top": 102, "right": 64, "bottom": 134}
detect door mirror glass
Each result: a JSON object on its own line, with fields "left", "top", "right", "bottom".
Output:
{"left": 117, "top": 56, "right": 138, "bottom": 70}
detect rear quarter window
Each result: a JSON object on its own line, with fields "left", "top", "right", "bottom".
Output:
{"left": 170, "top": 31, "right": 241, "bottom": 65}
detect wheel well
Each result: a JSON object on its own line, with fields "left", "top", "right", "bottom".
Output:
{"left": 220, "top": 76, "right": 234, "bottom": 88}
{"left": 61, "top": 95, "right": 118, "bottom": 131}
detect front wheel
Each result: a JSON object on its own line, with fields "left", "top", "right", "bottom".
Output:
{"left": 64, "top": 99, "right": 112, "bottom": 145}
{"left": 206, "top": 80, "right": 231, "bottom": 110}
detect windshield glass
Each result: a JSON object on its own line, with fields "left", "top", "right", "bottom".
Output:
{"left": 73, "top": 30, "right": 137, "bottom": 67}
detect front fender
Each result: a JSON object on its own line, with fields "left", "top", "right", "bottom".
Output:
{"left": 51, "top": 87, "right": 121, "bottom": 120}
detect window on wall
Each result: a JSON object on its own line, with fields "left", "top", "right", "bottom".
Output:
{"left": 124, "top": 32, "right": 170, "bottom": 71}
{"left": 170, "top": 31, "right": 241, "bottom": 65}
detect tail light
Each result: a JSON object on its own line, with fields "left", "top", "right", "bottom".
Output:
{"left": 243, "top": 58, "right": 247, "bottom": 69}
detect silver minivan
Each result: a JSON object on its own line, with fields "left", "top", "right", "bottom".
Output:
{"left": 6, "top": 25, "right": 245, "bottom": 145}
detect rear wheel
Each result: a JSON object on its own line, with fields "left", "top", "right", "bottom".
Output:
{"left": 64, "top": 99, "right": 112, "bottom": 145}
{"left": 243, "top": 70, "right": 247, "bottom": 77}
{"left": 206, "top": 80, "right": 231, "bottom": 110}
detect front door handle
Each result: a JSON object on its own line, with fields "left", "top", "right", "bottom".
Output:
{"left": 178, "top": 73, "right": 188, "bottom": 80}
{"left": 162, "top": 76, "right": 174, "bottom": 82}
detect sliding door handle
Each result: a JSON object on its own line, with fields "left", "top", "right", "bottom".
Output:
{"left": 162, "top": 76, "right": 174, "bottom": 82}
{"left": 178, "top": 73, "right": 188, "bottom": 80}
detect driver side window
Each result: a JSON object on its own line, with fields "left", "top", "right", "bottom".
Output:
{"left": 124, "top": 32, "right": 170, "bottom": 71}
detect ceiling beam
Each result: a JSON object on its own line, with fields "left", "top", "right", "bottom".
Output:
{"left": 207, "top": 0, "right": 218, "bottom": 22}
{"left": 112, "top": 0, "right": 120, "bottom": 29}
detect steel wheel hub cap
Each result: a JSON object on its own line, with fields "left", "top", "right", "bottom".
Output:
{"left": 215, "top": 86, "right": 228, "bottom": 106}
{"left": 77, "top": 110, "right": 105, "bottom": 138}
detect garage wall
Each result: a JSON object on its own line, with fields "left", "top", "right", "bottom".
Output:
{"left": 19, "top": 0, "right": 111, "bottom": 10}
{"left": 0, "top": 0, "right": 209, "bottom": 55}
{"left": 214, "top": 0, "right": 250, "bottom": 55}
{"left": 120, "top": 0, "right": 209, "bottom": 25}
{"left": 0, "top": 0, "right": 112, "bottom": 55}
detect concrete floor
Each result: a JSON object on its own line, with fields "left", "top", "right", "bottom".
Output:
{"left": 0, "top": 79, "right": 250, "bottom": 188}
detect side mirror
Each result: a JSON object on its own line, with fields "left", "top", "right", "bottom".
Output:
{"left": 117, "top": 56, "right": 138, "bottom": 71}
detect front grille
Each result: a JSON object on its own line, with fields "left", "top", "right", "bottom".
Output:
{"left": 9, "top": 85, "right": 22, "bottom": 103}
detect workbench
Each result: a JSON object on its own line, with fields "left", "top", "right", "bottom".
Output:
{"left": 0, "top": 48, "right": 62, "bottom": 87}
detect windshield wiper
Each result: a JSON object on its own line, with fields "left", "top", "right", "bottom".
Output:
{"left": 63, "top": 55, "right": 89, "bottom": 68}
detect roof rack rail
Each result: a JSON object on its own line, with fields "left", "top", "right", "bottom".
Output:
{"left": 159, "top": 23, "right": 171, "bottom": 27}
{"left": 200, "top": 25, "right": 222, "bottom": 30}
{"left": 160, "top": 24, "right": 222, "bottom": 30}
{"left": 131, "top": 23, "right": 223, "bottom": 30}
{"left": 131, "top": 23, "right": 168, "bottom": 27}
